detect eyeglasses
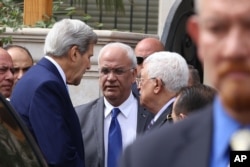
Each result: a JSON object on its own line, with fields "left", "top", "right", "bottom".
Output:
{"left": 136, "top": 56, "right": 147, "bottom": 65}
{"left": 136, "top": 77, "right": 156, "bottom": 86}
{"left": 136, "top": 77, "right": 165, "bottom": 86}
{"left": 99, "top": 67, "right": 134, "bottom": 76}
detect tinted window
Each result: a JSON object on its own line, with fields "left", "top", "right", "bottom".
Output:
{"left": 0, "top": 95, "right": 47, "bottom": 167}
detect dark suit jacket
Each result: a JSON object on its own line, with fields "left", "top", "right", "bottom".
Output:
{"left": 131, "top": 82, "right": 139, "bottom": 97}
{"left": 11, "top": 58, "right": 85, "bottom": 167}
{"left": 75, "top": 95, "right": 153, "bottom": 167}
{"left": 149, "top": 102, "right": 174, "bottom": 130}
{"left": 119, "top": 105, "right": 213, "bottom": 167}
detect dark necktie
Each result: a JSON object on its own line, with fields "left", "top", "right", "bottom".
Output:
{"left": 108, "top": 108, "right": 122, "bottom": 167}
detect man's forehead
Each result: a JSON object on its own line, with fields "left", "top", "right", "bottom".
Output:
{"left": 198, "top": 0, "right": 250, "bottom": 13}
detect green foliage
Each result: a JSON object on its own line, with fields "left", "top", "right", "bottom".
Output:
{"left": 0, "top": 0, "right": 131, "bottom": 45}
{"left": 0, "top": 0, "right": 23, "bottom": 45}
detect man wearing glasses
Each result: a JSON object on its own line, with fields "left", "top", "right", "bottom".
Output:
{"left": 137, "top": 51, "right": 189, "bottom": 130}
{"left": 133, "top": 37, "right": 165, "bottom": 96}
{"left": 76, "top": 42, "right": 153, "bottom": 167}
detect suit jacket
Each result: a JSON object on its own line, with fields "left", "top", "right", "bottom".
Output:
{"left": 149, "top": 102, "right": 174, "bottom": 130}
{"left": 119, "top": 105, "right": 213, "bottom": 167}
{"left": 75, "top": 95, "right": 153, "bottom": 167}
{"left": 131, "top": 82, "right": 140, "bottom": 97}
{"left": 11, "top": 58, "right": 85, "bottom": 167}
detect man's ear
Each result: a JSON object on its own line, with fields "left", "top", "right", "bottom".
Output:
{"left": 186, "top": 15, "right": 204, "bottom": 63}
{"left": 153, "top": 78, "right": 164, "bottom": 94}
{"left": 69, "top": 45, "right": 78, "bottom": 62}
{"left": 187, "top": 15, "right": 199, "bottom": 46}
{"left": 132, "top": 68, "right": 137, "bottom": 83}
{"left": 179, "top": 113, "right": 187, "bottom": 120}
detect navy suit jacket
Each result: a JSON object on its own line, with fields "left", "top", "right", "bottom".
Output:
{"left": 75, "top": 94, "right": 154, "bottom": 167}
{"left": 11, "top": 58, "right": 85, "bottom": 167}
{"left": 119, "top": 105, "right": 213, "bottom": 167}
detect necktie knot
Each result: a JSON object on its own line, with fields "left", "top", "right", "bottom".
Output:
{"left": 230, "top": 129, "right": 250, "bottom": 151}
{"left": 111, "top": 108, "right": 120, "bottom": 118}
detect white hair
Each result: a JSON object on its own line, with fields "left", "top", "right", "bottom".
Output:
{"left": 144, "top": 51, "right": 189, "bottom": 92}
{"left": 98, "top": 42, "right": 137, "bottom": 68}
{"left": 44, "top": 19, "right": 97, "bottom": 56}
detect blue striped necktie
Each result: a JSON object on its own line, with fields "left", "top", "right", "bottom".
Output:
{"left": 108, "top": 108, "right": 122, "bottom": 167}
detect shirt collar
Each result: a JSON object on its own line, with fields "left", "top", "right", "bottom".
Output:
{"left": 45, "top": 56, "right": 67, "bottom": 86}
{"left": 153, "top": 97, "right": 176, "bottom": 122}
{"left": 104, "top": 91, "right": 136, "bottom": 118}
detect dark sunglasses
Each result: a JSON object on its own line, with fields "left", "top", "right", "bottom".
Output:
{"left": 136, "top": 56, "right": 146, "bottom": 65}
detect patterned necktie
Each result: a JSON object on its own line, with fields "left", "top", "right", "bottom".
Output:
{"left": 108, "top": 108, "right": 122, "bottom": 167}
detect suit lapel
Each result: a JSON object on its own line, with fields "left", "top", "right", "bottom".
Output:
{"left": 136, "top": 97, "right": 154, "bottom": 134}
{"left": 153, "top": 102, "right": 174, "bottom": 128}
{"left": 93, "top": 98, "right": 106, "bottom": 167}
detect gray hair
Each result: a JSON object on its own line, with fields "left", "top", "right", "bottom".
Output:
{"left": 98, "top": 42, "right": 137, "bottom": 68}
{"left": 44, "top": 19, "right": 97, "bottom": 56}
{"left": 144, "top": 51, "right": 189, "bottom": 92}
{"left": 194, "top": 0, "right": 201, "bottom": 14}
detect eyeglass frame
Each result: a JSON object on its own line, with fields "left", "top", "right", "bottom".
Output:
{"left": 136, "top": 77, "right": 165, "bottom": 86}
{"left": 99, "top": 67, "right": 135, "bottom": 76}
{"left": 136, "top": 77, "right": 156, "bottom": 86}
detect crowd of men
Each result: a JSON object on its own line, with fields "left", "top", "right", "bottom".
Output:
{"left": 1, "top": 0, "right": 250, "bottom": 167}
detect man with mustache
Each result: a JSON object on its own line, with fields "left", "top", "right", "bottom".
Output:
{"left": 119, "top": 0, "right": 250, "bottom": 167}
{"left": 0, "top": 48, "right": 14, "bottom": 98}
{"left": 75, "top": 42, "right": 153, "bottom": 167}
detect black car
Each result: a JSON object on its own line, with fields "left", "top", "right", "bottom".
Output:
{"left": 0, "top": 94, "right": 48, "bottom": 167}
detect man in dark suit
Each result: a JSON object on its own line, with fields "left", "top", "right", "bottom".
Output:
{"left": 75, "top": 42, "right": 153, "bottom": 167}
{"left": 137, "top": 51, "right": 189, "bottom": 130}
{"left": 119, "top": 0, "right": 250, "bottom": 167}
{"left": 10, "top": 19, "right": 97, "bottom": 167}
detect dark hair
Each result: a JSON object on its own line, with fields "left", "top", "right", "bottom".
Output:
{"left": 3, "top": 44, "right": 34, "bottom": 63}
{"left": 174, "top": 84, "right": 216, "bottom": 115}
{"left": 188, "top": 64, "right": 201, "bottom": 86}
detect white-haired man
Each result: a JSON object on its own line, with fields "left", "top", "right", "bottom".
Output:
{"left": 137, "top": 51, "right": 189, "bottom": 130}
{"left": 119, "top": 0, "right": 250, "bottom": 167}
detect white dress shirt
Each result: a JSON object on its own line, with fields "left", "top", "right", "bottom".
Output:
{"left": 104, "top": 92, "right": 138, "bottom": 167}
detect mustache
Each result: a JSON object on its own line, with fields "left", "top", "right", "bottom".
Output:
{"left": 218, "top": 61, "right": 250, "bottom": 77}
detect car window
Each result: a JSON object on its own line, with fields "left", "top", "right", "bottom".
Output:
{"left": 0, "top": 95, "right": 48, "bottom": 167}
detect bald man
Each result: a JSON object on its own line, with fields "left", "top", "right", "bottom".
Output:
{"left": 4, "top": 45, "right": 34, "bottom": 86}
{"left": 0, "top": 48, "right": 14, "bottom": 98}
{"left": 133, "top": 38, "right": 165, "bottom": 96}
{"left": 135, "top": 37, "right": 165, "bottom": 77}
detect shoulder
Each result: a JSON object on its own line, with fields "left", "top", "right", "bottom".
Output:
{"left": 122, "top": 105, "right": 213, "bottom": 165}
{"left": 75, "top": 97, "right": 104, "bottom": 114}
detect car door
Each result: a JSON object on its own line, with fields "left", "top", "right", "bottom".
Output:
{"left": 0, "top": 94, "right": 48, "bottom": 167}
